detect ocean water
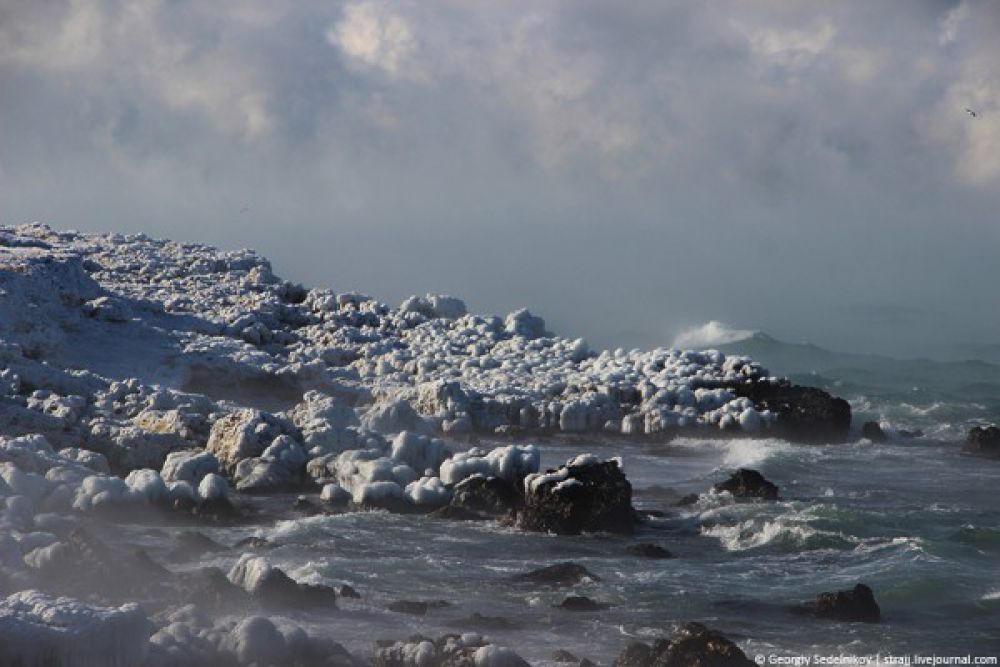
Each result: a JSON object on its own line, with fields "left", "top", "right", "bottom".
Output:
{"left": 114, "top": 342, "right": 1000, "bottom": 662}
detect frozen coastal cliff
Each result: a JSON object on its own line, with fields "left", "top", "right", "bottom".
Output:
{"left": 0, "top": 223, "right": 851, "bottom": 666}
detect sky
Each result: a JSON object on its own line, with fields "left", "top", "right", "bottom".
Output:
{"left": 2, "top": 1, "right": 999, "bottom": 358}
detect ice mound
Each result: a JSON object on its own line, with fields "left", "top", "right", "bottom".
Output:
{"left": 0, "top": 590, "right": 151, "bottom": 667}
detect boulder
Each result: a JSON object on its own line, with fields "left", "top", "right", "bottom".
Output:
{"left": 730, "top": 381, "right": 850, "bottom": 442}
{"left": 625, "top": 543, "right": 675, "bottom": 559}
{"left": 813, "top": 583, "right": 880, "bottom": 623}
{"left": 966, "top": 425, "right": 1000, "bottom": 457}
{"left": 511, "top": 562, "right": 600, "bottom": 587}
{"left": 450, "top": 475, "right": 522, "bottom": 515}
{"left": 516, "top": 457, "right": 636, "bottom": 535}
{"left": 612, "top": 622, "right": 754, "bottom": 667}
{"left": 713, "top": 469, "right": 779, "bottom": 500}
{"left": 374, "top": 634, "right": 529, "bottom": 667}
{"left": 228, "top": 554, "right": 337, "bottom": 609}
{"left": 556, "top": 595, "right": 609, "bottom": 611}
{"left": 861, "top": 421, "right": 887, "bottom": 443}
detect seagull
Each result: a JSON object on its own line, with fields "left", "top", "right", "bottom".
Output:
{"left": 966, "top": 108, "right": 977, "bottom": 118}
{"left": 239, "top": 207, "right": 249, "bottom": 214}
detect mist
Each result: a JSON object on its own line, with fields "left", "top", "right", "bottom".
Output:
{"left": 2, "top": 0, "right": 999, "bottom": 358}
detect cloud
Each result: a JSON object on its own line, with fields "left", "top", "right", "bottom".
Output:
{"left": 1, "top": 0, "right": 999, "bottom": 357}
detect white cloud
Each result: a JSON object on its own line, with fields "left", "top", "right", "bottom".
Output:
{"left": 327, "top": 2, "right": 421, "bottom": 81}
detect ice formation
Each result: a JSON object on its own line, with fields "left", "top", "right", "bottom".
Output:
{"left": 0, "top": 223, "right": 842, "bottom": 664}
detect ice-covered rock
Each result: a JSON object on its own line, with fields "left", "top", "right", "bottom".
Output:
{"left": 517, "top": 456, "right": 636, "bottom": 535}
{"left": 160, "top": 449, "right": 220, "bottom": 485}
{"left": 0, "top": 590, "right": 151, "bottom": 667}
{"left": 206, "top": 409, "right": 298, "bottom": 472}
{"left": 439, "top": 445, "right": 540, "bottom": 486}
{"left": 227, "top": 553, "right": 337, "bottom": 608}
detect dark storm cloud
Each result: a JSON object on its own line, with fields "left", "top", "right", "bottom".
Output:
{"left": 1, "top": 0, "right": 999, "bottom": 358}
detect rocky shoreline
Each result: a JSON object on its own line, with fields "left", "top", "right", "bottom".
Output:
{"left": 0, "top": 224, "right": 872, "bottom": 666}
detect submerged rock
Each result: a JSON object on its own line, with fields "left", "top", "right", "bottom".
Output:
{"left": 516, "top": 456, "right": 636, "bottom": 535}
{"left": 713, "top": 469, "right": 779, "bottom": 500}
{"left": 966, "top": 425, "right": 1000, "bottom": 457}
{"left": 612, "top": 622, "right": 754, "bottom": 667}
{"left": 511, "top": 562, "right": 600, "bottom": 587}
{"left": 556, "top": 595, "right": 609, "bottom": 611}
{"left": 812, "top": 583, "right": 881, "bottom": 623}
{"left": 625, "top": 543, "right": 675, "bottom": 559}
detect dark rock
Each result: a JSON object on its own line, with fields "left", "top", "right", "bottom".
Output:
{"left": 429, "top": 505, "right": 484, "bottom": 521}
{"left": 898, "top": 429, "right": 923, "bottom": 439}
{"left": 861, "top": 421, "right": 887, "bottom": 443}
{"left": 511, "top": 562, "right": 600, "bottom": 587}
{"left": 966, "top": 426, "right": 1000, "bottom": 457}
{"left": 626, "top": 543, "right": 674, "bottom": 559}
{"left": 713, "top": 469, "right": 779, "bottom": 500}
{"left": 388, "top": 600, "right": 428, "bottom": 615}
{"left": 730, "top": 381, "right": 851, "bottom": 442}
{"left": 556, "top": 595, "right": 609, "bottom": 611}
{"left": 515, "top": 459, "right": 637, "bottom": 535}
{"left": 613, "top": 642, "right": 653, "bottom": 667}
{"left": 813, "top": 583, "right": 880, "bottom": 623}
{"left": 254, "top": 567, "right": 338, "bottom": 609}
{"left": 675, "top": 494, "right": 699, "bottom": 507}
{"left": 447, "top": 613, "right": 522, "bottom": 631}
{"left": 339, "top": 584, "right": 361, "bottom": 599}
{"left": 450, "top": 475, "right": 522, "bottom": 515}
{"left": 614, "top": 622, "right": 754, "bottom": 667}
{"left": 580, "top": 660, "right": 597, "bottom": 667}
{"left": 553, "top": 650, "right": 579, "bottom": 663}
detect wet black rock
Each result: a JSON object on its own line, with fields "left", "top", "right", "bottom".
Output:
{"left": 556, "top": 595, "right": 610, "bottom": 611}
{"left": 511, "top": 562, "right": 600, "bottom": 587}
{"left": 730, "top": 380, "right": 851, "bottom": 442}
{"left": 813, "top": 583, "right": 880, "bottom": 623}
{"left": 626, "top": 543, "right": 675, "bottom": 559}
{"left": 255, "top": 568, "right": 338, "bottom": 609}
{"left": 713, "top": 469, "right": 779, "bottom": 500}
{"left": 339, "top": 584, "right": 361, "bottom": 599}
{"left": 966, "top": 425, "right": 1000, "bottom": 457}
{"left": 861, "top": 421, "right": 887, "bottom": 443}
{"left": 515, "top": 459, "right": 637, "bottom": 535}
{"left": 388, "top": 600, "right": 429, "bottom": 615}
{"left": 450, "top": 475, "right": 522, "bottom": 515}
{"left": 613, "top": 622, "right": 754, "bottom": 667}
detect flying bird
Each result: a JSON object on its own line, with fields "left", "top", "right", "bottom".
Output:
{"left": 965, "top": 108, "right": 977, "bottom": 118}
{"left": 239, "top": 207, "right": 249, "bottom": 214}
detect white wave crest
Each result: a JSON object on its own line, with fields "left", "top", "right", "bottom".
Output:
{"left": 672, "top": 321, "right": 756, "bottom": 349}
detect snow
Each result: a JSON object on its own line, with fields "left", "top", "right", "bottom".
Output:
{"left": 0, "top": 590, "right": 151, "bottom": 667}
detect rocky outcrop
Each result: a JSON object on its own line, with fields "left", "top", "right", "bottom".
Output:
{"left": 515, "top": 456, "right": 637, "bottom": 535}
{"left": 712, "top": 469, "right": 779, "bottom": 500}
{"left": 730, "top": 381, "right": 851, "bottom": 442}
{"left": 625, "top": 543, "right": 674, "bottom": 559}
{"left": 812, "top": 583, "right": 880, "bottom": 623}
{"left": 613, "top": 622, "right": 754, "bottom": 667}
{"left": 861, "top": 421, "right": 887, "bottom": 443}
{"left": 966, "top": 425, "right": 1000, "bottom": 457}
{"left": 205, "top": 409, "right": 298, "bottom": 473}
{"left": 227, "top": 554, "right": 337, "bottom": 609}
